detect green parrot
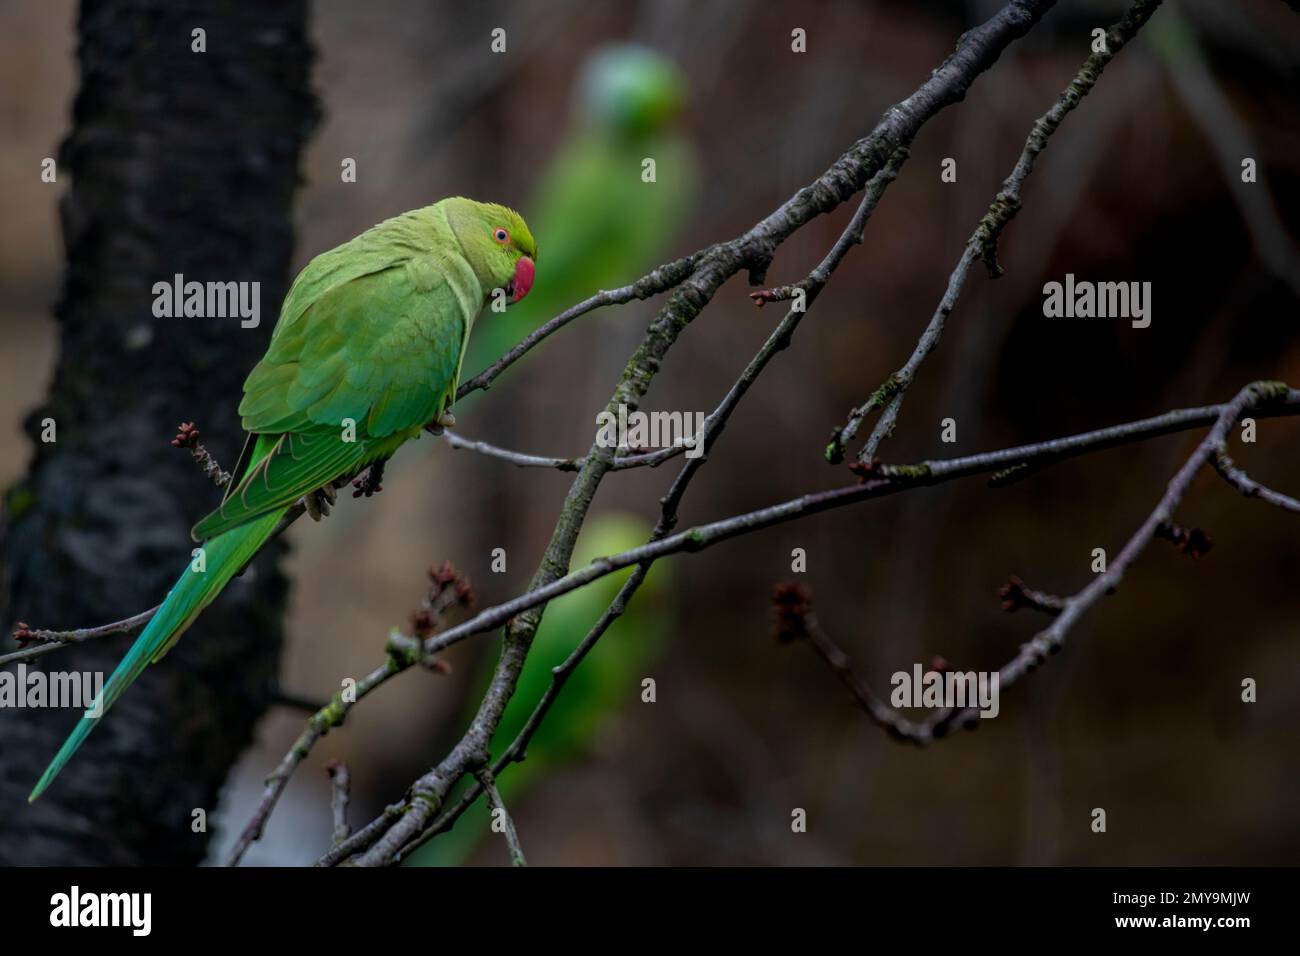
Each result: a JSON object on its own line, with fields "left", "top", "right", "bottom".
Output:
{"left": 29, "top": 197, "right": 538, "bottom": 802}
{"left": 468, "top": 44, "right": 696, "bottom": 370}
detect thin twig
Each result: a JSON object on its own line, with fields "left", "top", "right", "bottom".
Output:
{"left": 315, "top": 804, "right": 405, "bottom": 868}
{"left": 828, "top": 0, "right": 1165, "bottom": 464}
{"left": 395, "top": 562, "right": 653, "bottom": 860}
{"left": 476, "top": 769, "right": 526, "bottom": 867}
{"left": 172, "top": 421, "right": 233, "bottom": 489}
{"left": 453, "top": 253, "right": 702, "bottom": 402}
{"left": 225, "top": 569, "right": 467, "bottom": 867}
{"left": 1211, "top": 445, "right": 1300, "bottom": 513}
{"left": 442, "top": 150, "right": 909, "bottom": 482}
{"left": 443, "top": 427, "right": 689, "bottom": 472}
{"left": 805, "top": 614, "right": 933, "bottom": 743}
{"left": 998, "top": 576, "right": 1066, "bottom": 615}
{"left": 907, "top": 380, "right": 1290, "bottom": 738}
{"left": 327, "top": 761, "right": 351, "bottom": 846}
{"left": 224, "top": 640, "right": 418, "bottom": 867}
{"left": 791, "top": 383, "right": 1287, "bottom": 744}
{"left": 2, "top": 606, "right": 159, "bottom": 668}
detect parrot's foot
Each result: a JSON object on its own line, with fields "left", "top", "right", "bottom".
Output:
{"left": 304, "top": 483, "right": 338, "bottom": 522}
{"left": 424, "top": 410, "right": 457, "bottom": 436}
{"left": 352, "top": 457, "right": 387, "bottom": 498}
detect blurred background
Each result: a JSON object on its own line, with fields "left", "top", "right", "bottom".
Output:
{"left": 1, "top": 0, "right": 1298, "bottom": 865}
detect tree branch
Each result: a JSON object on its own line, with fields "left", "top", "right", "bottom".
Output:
{"left": 335, "top": 380, "right": 1296, "bottom": 865}
{"left": 828, "top": 0, "right": 1164, "bottom": 464}
{"left": 327, "top": 760, "right": 351, "bottom": 846}
{"left": 171, "top": 421, "right": 233, "bottom": 489}
{"left": 390, "top": 157, "right": 908, "bottom": 858}
{"left": 331, "top": 0, "right": 1062, "bottom": 866}
{"left": 789, "top": 384, "right": 1292, "bottom": 743}
{"left": 2, "top": 606, "right": 158, "bottom": 668}
{"left": 224, "top": 564, "right": 468, "bottom": 867}
{"left": 476, "top": 768, "right": 526, "bottom": 867}
{"left": 406, "top": 385, "right": 1298, "bottom": 666}
{"left": 453, "top": 253, "right": 702, "bottom": 401}
{"left": 1211, "top": 444, "right": 1300, "bottom": 513}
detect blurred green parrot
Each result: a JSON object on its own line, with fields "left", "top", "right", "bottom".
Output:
{"left": 409, "top": 512, "right": 671, "bottom": 866}
{"left": 29, "top": 198, "right": 538, "bottom": 801}
{"left": 406, "top": 44, "right": 694, "bottom": 866}
{"left": 467, "top": 43, "right": 699, "bottom": 372}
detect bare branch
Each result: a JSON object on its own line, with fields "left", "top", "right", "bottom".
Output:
{"left": 315, "top": 804, "right": 405, "bottom": 868}
{"left": 3, "top": 606, "right": 158, "bottom": 668}
{"left": 788, "top": 383, "right": 1290, "bottom": 746}
{"left": 998, "top": 576, "right": 1065, "bottom": 615}
{"left": 476, "top": 769, "right": 526, "bottom": 867}
{"left": 1212, "top": 445, "right": 1300, "bottom": 513}
{"left": 224, "top": 639, "right": 419, "bottom": 867}
{"left": 394, "top": 381, "right": 1298, "bottom": 863}
{"left": 411, "top": 385, "right": 1298, "bottom": 665}
{"left": 394, "top": 560, "right": 653, "bottom": 861}
{"left": 225, "top": 566, "right": 468, "bottom": 867}
{"left": 171, "top": 421, "right": 233, "bottom": 489}
{"left": 389, "top": 158, "right": 911, "bottom": 860}
{"left": 327, "top": 761, "right": 351, "bottom": 846}
{"left": 777, "top": 586, "right": 935, "bottom": 743}
{"left": 442, "top": 429, "right": 584, "bottom": 471}
{"left": 828, "top": 0, "right": 1165, "bottom": 464}
{"left": 453, "top": 253, "right": 702, "bottom": 402}
{"left": 909, "top": 380, "right": 1291, "bottom": 739}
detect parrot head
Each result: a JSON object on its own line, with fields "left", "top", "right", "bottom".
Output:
{"left": 444, "top": 197, "right": 538, "bottom": 306}
{"left": 579, "top": 44, "right": 688, "bottom": 140}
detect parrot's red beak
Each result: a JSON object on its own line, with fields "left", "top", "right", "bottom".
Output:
{"left": 509, "top": 256, "right": 535, "bottom": 303}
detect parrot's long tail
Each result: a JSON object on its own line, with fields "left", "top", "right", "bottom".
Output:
{"left": 28, "top": 506, "right": 287, "bottom": 802}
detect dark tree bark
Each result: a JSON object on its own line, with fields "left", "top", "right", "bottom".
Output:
{"left": 0, "top": 0, "right": 318, "bottom": 864}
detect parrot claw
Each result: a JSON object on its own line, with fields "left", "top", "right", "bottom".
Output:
{"left": 304, "top": 487, "right": 334, "bottom": 522}
{"left": 352, "top": 458, "right": 387, "bottom": 498}
{"left": 425, "top": 410, "right": 457, "bottom": 436}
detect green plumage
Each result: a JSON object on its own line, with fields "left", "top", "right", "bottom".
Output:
{"left": 30, "top": 198, "right": 537, "bottom": 801}
{"left": 470, "top": 45, "right": 696, "bottom": 370}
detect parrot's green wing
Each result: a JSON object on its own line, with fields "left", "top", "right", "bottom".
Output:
{"left": 191, "top": 430, "right": 383, "bottom": 541}
{"left": 192, "top": 258, "right": 474, "bottom": 541}
{"left": 241, "top": 261, "right": 471, "bottom": 437}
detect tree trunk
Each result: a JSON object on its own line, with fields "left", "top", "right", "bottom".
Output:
{"left": 0, "top": 0, "right": 317, "bottom": 864}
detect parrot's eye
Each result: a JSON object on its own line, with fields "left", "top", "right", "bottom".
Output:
{"left": 493, "top": 228, "right": 510, "bottom": 244}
